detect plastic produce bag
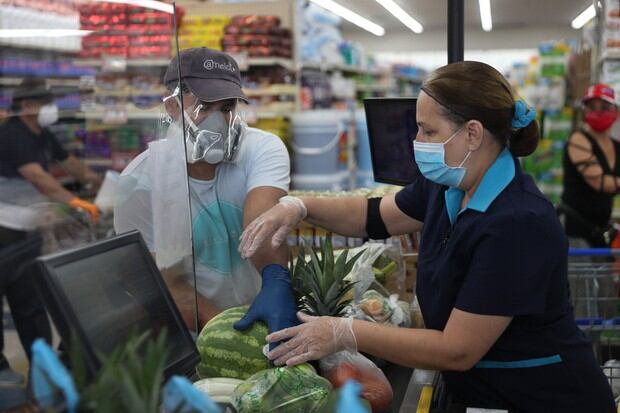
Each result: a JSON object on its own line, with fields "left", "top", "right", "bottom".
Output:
{"left": 604, "top": 359, "right": 620, "bottom": 397}
{"left": 344, "top": 242, "right": 404, "bottom": 302}
{"left": 320, "top": 351, "right": 393, "bottom": 413}
{"left": 232, "top": 364, "right": 331, "bottom": 413}
{"left": 348, "top": 290, "right": 412, "bottom": 327}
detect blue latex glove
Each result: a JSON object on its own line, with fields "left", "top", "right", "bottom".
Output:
{"left": 337, "top": 380, "right": 370, "bottom": 413}
{"left": 30, "top": 339, "right": 79, "bottom": 413}
{"left": 233, "top": 264, "right": 299, "bottom": 350}
{"left": 162, "top": 376, "right": 221, "bottom": 413}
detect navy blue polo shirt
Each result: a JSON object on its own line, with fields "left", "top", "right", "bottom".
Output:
{"left": 395, "top": 148, "right": 614, "bottom": 412}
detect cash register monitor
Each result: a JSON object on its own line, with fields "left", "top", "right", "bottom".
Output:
{"left": 33, "top": 231, "right": 200, "bottom": 379}
{"left": 363, "top": 98, "right": 419, "bottom": 186}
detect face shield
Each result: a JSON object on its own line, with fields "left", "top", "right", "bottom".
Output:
{"left": 163, "top": 87, "right": 243, "bottom": 164}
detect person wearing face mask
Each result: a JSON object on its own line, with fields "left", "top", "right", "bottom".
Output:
{"left": 114, "top": 48, "right": 298, "bottom": 340}
{"left": 559, "top": 84, "right": 620, "bottom": 248}
{"left": 0, "top": 78, "right": 102, "bottom": 222}
{"left": 238, "top": 61, "right": 615, "bottom": 412}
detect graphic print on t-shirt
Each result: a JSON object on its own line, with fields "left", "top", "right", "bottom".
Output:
{"left": 192, "top": 200, "right": 244, "bottom": 275}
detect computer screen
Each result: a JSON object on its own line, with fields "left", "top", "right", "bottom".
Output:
{"left": 33, "top": 231, "right": 199, "bottom": 379}
{"left": 363, "top": 98, "right": 419, "bottom": 186}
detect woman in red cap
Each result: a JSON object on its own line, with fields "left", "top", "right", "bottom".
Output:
{"left": 560, "top": 83, "right": 620, "bottom": 247}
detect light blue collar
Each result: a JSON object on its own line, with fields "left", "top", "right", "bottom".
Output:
{"left": 444, "top": 148, "right": 515, "bottom": 225}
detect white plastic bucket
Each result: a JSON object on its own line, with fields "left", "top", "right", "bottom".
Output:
{"left": 291, "top": 110, "right": 347, "bottom": 176}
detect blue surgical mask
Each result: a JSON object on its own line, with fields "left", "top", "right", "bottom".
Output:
{"left": 413, "top": 126, "right": 471, "bottom": 187}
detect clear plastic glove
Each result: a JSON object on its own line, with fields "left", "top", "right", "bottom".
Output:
{"left": 266, "top": 312, "right": 357, "bottom": 367}
{"left": 238, "top": 196, "right": 306, "bottom": 259}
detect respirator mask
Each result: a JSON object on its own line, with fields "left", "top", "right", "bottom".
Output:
{"left": 163, "top": 87, "right": 243, "bottom": 164}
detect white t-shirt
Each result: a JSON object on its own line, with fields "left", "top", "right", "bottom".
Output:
{"left": 113, "top": 126, "right": 290, "bottom": 309}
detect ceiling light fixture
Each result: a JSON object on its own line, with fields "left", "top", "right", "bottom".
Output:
{"left": 94, "top": 0, "right": 174, "bottom": 14}
{"left": 310, "top": 0, "right": 385, "bottom": 36}
{"left": 374, "top": 0, "right": 423, "bottom": 34}
{"left": 0, "top": 29, "right": 93, "bottom": 38}
{"left": 478, "top": 0, "right": 492, "bottom": 32}
{"left": 571, "top": 4, "right": 596, "bottom": 29}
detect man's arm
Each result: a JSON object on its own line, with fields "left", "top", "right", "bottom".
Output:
{"left": 18, "top": 162, "right": 76, "bottom": 203}
{"left": 159, "top": 261, "right": 220, "bottom": 331}
{"left": 243, "top": 186, "right": 288, "bottom": 272}
{"left": 60, "top": 155, "right": 103, "bottom": 188}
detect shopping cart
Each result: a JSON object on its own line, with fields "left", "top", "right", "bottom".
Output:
{"left": 36, "top": 202, "right": 115, "bottom": 254}
{"left": 568, "top": 247, "right": 620, "bottom": 405}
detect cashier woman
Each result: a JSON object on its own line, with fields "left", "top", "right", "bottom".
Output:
{"left": 239, "top": 61, "right": 616, "bottom": 411}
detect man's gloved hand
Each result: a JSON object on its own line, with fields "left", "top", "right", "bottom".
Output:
{"left": 266, "top": 313, "right": 357, "bottom": 367}
{"left": 68, "top": 197, "right": 99, "bottom": 222}
{"left": 238, "top": 196, "right": 306, "bottom": 259}
{"left": 233, "top": 264, "right": 299, "bottom": 350}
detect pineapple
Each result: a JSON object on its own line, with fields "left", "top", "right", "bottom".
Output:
{"left": 290, "top": 237, "right": 365, "bottom": 317}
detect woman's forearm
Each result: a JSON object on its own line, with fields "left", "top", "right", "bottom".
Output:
{"left": 352, "top": 320, "right": 469, "bottom": 371}
{"left": 301, "top": 196, "right": 368, "bottom": 237}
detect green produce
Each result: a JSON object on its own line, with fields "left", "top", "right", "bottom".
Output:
{"left": 372, "top": 255, "right": 397, "bottom": 285}
{"left": 196, "top": 306, "right": 270, "bottom": 380}
{"left": 232, "top": 363, "right": 332, "bottom": 413}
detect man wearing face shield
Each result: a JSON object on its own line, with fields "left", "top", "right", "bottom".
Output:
{"left": 114, "top": 48, "right": 298, "bottom": 339}
{"left": 0, "top": 78, "right": 102, "bottom": 221}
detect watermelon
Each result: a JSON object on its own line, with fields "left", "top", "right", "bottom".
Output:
{"left": 196, "top": 306, "right": 270, "bottom": 380}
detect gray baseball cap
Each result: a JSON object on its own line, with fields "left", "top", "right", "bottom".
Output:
{"left": 164, "top": 47, "right": 248, "bottom": 103}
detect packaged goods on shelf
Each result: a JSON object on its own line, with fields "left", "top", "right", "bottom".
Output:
{"left": 299, "top": 2, "right": 344, "bottom": 66}
{"left": 78, "top": 3, "right": 172, "bottom": 58}
{"left": 604, "top": 0, "right": 620, "bottom": 53}
{"left": 222, "top": 15, "right": 292, "bottom": 58}
{"left": 538, "top": 41, "right": 573, "bottom": 79}
{"left": 178, "top": 15, "right": 230, "bottom": 51}
{"left": 0, "top": 55, "right": 95, "bottom": 77}
{"left": 0, "top": 0, "right": 79, "bottom": 14}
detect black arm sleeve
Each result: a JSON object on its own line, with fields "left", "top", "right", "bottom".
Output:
{"left": 366, "top": 197, "right": 391, "bottom": 239}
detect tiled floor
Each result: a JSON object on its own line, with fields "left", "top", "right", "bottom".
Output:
{"left": 3, "top": 299, "right": 59, "bottom": 379}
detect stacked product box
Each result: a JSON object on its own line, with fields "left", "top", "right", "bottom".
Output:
{"left": 78, "top": 2, "right": 172, "bottom": 58}
{"left": 178, "top": 15, "right": 230, "bottom": 50}
{"left": 222, "top": 15, "right": 292, "bottom": 58}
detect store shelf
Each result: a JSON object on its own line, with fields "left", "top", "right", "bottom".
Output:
{"left": 73, "top": 58, "right": 170, "bottom": 67}
{"left": 76, "top": 109, "right": 163, "bottom": 120}
{"left": 395, "top": 74, "right": 426, "bottom": 83}
{"left": 301, "top": 62, "right": 386, "bottom": 77}
{"left": 247, "top": 57, "right": 294, "bottom": 71}
{"left": 244, "top": 84, "right": 297, "bottom": 97}
{"left": 355, "top": 84, "right": 394, "bottom": 93}
{"left": 600, "top": 50, "right": 620, "bottom": 61}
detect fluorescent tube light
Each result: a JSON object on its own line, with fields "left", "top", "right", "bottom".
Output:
{"left": 479, "top": 0, "right": 492, "bottom": 32}
{"left": 571, "top": 5, "right": 596, "bottom": 29}
{"left": 310, "top": 0, "right": 385, "bottom": 36}
{"left": 0, "top": 29, "right": 93, "bottom": 38}
{"left": 94, "top": 0, "right": 174, "bottom": 14}
{"left": 375, "top": 0, "right": 423, "bottom": 33}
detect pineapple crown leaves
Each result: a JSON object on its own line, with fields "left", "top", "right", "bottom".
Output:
{"left": 290, "top": 237, "right": 366, "bottom": 317}
{"left": 68, "top": 328, "right": 170, "bottom": 413}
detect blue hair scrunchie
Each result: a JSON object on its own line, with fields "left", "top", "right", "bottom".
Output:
{"left": 512, "top": 100, "right": 537, "bottom": 129}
